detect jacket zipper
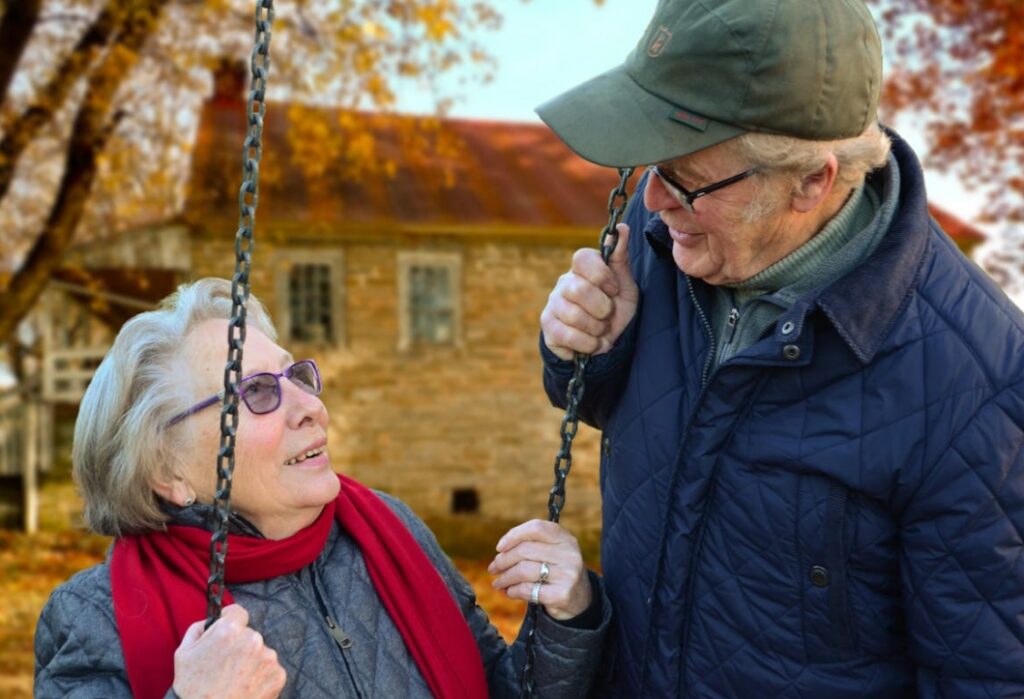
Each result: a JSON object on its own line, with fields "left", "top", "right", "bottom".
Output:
{"left": 639, "top": 275, "right": 718, "bottom": 694}
{"left": 310, "top": 566, "right": 365, "bottom": 699}
{"left": 324, "top": 614, "right": 354, "bottom": 650}
{"left": 726, "top": 307, "right": 740, "bottom": 343}
{"left": 685, "top": 275, "right": 716, "bottom": 387}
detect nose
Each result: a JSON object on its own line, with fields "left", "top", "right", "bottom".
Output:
{"left": 282, "top": 378, "right": 327, "bottom": 429}
{"left": 643, "top": 169, "right": 685, "bottom": 213}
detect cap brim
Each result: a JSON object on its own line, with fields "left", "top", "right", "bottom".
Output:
{"left": 536, "top": 65, "right": 745, "bottom": 168}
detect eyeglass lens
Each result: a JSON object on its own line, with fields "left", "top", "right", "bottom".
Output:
{"left": 239, "top": 361, "right": 321, "bottom": 414}
{"left": 287, "top": 361, "right": 321, "bottom": 394}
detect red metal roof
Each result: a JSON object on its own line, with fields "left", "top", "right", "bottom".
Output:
{"left": 186, "top": 102, "right": 638, "bottom": 231}
{"left": 185, "top": 98, "right": 986, "bottom": 249}
{"left": 928, "top": 204, "right": 986, "bottom": 245}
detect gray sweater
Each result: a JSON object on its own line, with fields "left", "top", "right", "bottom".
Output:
{"left": 711, "top": 153, "right": 900, "bottom": 369}
{"left": 34, "top": 492, "right": 610, "bottom": 698}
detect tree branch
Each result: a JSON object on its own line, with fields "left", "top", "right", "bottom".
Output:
{"left": 0, "top": 0, "right": 42, "bottom": 105}
{"left": 0, "top": 1, "right": 120, "bottom": 204}
{"left": 0, "top": 0, "right": 164, "bottom": 343}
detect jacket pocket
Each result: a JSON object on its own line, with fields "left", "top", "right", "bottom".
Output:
{"left": 797, "top": 474, "right": 856, "bottom": 658}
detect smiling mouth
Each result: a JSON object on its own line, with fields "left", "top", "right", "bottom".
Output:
{"left": 669, "top": 227, "right": 702, "bottom": 241}
{"left": 283, "top": 447, "right": 325, "bottom": 466}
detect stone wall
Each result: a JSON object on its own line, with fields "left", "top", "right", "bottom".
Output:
{"left": 189, "top": 228, "right": 604, "bottom": 540}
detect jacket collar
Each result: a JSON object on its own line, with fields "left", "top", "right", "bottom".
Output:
{"left": 644, "top": 129, "right": 932, "bottom": 365}
{"left": 815, "top": 130, "right": 931, "bottom": 364}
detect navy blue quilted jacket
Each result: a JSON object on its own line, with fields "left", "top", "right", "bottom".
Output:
{"left": 542, "top": 134, "right": 1024, "bottom": 698}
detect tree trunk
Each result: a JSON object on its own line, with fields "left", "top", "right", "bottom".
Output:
{"left": 0, "top": 0, "right": 42, "bottom": 104}
{"left": 0, "top": 0, "right": 164, "bottom": 343}
{"left": 0, "top": 2, "right": 119, "bottom": 203}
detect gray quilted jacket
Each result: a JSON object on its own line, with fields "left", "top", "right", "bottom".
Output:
{"left": 35, "top": 493, "right": 610, "bottom": 698}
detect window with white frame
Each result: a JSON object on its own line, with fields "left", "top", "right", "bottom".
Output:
{"left": 273, "top": 249, "right": 344, "bottom": 345}
{"left": 397, "top": 252, "right": 462, "bottom": 350}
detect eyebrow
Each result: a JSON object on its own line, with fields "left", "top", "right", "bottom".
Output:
{"left": 246, "top": 352, "right": 295, "bottom": 376}
{"left": 665, "top": 161, "right": 706, "bottom": 183}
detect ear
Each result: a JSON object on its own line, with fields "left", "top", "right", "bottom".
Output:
{"left": 152, "top": 474, "right": 195, "bottom": 507}
{"left": 791, "top": 153, "right": 839, "bottom": 213}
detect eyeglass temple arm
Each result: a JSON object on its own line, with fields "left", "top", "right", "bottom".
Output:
{"left": 166, "top": 394, "right": 225, "bottom": 427}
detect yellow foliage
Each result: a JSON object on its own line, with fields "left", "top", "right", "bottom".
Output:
{"left": 346, "top": 130, "right": 377, "bottom": 167}
{"left": 362, "top": 20, "right": 389, "bottom": 40}
{"left": 286, "top": 105, "right": 349, "bottom": 180}
{"left": 416, "top": 1, "right": 460, "bottom": 42}
{"left": 1, "top": 0, "right": 514, "bottom": 290}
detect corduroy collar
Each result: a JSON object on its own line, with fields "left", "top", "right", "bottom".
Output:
{"left": 814, "top": 130, "right": 931, "bottom": 363}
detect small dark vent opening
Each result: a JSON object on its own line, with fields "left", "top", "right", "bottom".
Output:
{"left": 452, "top": 488, "right": 480, "bottom": 514}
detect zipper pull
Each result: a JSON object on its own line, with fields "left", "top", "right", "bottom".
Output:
{"left": 325, "top": 614, "right": 354, "bottom": 650}
{"left": 726, "top": 307, "right": 740, "bottom": 343}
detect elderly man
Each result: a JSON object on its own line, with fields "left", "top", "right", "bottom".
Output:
{"left": 537, "top": 1, "right": 1024, "bottom": 697}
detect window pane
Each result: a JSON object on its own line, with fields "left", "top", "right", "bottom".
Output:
{"left": 289, "top": 264, "right": 333, "bottom": 342}
{"left": 409, "top": 265, "right": 453, "bottom": 344}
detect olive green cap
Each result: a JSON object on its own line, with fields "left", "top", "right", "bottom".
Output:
{"left": 536, "top": 0, "right": 882, "bottom": 167}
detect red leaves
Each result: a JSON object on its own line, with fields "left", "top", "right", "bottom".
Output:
{"left": 870, "top": 0, "right": 1024, "bottom": 221}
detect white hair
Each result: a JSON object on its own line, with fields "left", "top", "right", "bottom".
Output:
{"left": 73, "top": 278, "right": 277, "bottom": 536}
{"left": 730, "top": 121, "right": 892, "bottom": 222}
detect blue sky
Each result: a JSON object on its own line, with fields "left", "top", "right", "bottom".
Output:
{"left": 396, "top": 0, "right": 649, "bottom": 122}
{"left": 393, "top": 0, "right": 990, "bottom": 232}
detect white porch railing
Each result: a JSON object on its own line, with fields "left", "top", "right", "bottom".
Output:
{"left": 0, "top": 389, "right": 53, "bottom": 532}
{"left": 43, "top": 347, "right": 108, "bottom": 403}
{"left": 0, "top": 391, "right": 24, "bottom": 478}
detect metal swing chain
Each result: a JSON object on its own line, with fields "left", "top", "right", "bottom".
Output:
{"left": 197, "top": 0, "right": 630, "bottom": 679}
{"left": 206, "top": 0, "right": 275, "bottom": 628}
{"left": 520, "top": 166, "right": 634, "bottom": 698}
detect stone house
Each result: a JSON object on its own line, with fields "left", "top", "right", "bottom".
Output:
{"left": 179, "top": 84, "right": 633, "bottom": 538}
{"left": 41, "top": 72, "right": 634, "bottom": 540}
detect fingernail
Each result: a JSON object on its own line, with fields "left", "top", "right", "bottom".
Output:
{"left": 496, "top": 538, "right": 506, "bottom": 551}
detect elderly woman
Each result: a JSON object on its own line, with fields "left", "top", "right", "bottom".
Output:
{"left": 35, "top": 278, "right": 608, "bottom": 699}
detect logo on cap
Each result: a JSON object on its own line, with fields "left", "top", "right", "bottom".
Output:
{"left": 647, "top": 26, "right": 673, "bottom": 57}
{"left": 669, "top": 109, "right": 709, "bottom": 132}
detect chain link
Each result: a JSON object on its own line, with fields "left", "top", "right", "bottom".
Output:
{"left": 521, "top": 166, "right": 633, "bottom": 697}
{"left": 206, "top": 0, "right": 275, "bottom": 628}
{"left": 198, "top": 0, "right": 629, "bottom": 675}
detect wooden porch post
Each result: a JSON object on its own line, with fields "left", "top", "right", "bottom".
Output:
{"left": 23, "top": 398, "right": 38, "bottom": 534}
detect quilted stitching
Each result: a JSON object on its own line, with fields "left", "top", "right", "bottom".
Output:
{"left": 35, "top": 494, "right": 611, "bottom": 698}
{"left": 543, "top": 136, "right": 1024, "bottom": 698}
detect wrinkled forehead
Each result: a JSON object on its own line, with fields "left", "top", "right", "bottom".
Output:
{"left": 183, "top": 319, "right": 292, "bottom": 396}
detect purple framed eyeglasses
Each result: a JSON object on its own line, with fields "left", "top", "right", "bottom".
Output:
{"left": 166, "top": 359, "right": 322, "bottom": 428}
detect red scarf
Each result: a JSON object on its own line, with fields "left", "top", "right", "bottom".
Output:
{"left": 111, "top": 475, "right": 488, "bottom": 699}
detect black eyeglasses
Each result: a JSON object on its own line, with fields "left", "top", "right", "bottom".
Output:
{"left": 648, "top": 164, "right": 758, "bottom": 212}
{"left": 166, "top": 359, "right": 322, "bottom": 427}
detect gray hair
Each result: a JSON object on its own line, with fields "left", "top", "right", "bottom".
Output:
{"left": 73, "top": 278, "right": 277, "bottom": 537}
{"left": 730, "top": 121, "right": 892, "bottom": 222}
